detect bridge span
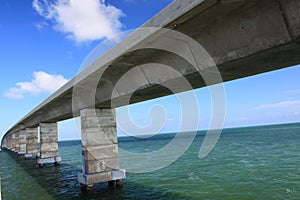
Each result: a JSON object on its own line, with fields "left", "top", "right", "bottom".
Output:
{"left": 2, "top": 0, "right": 300, "bottom": 190}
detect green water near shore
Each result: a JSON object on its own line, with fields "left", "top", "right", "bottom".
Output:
{"left": 1, "top": 123, "right": 300, "bottom": 199}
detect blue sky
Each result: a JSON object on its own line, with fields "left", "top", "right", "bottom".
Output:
{"left": 0, "top": 0, "right": 300, "bottom": 141}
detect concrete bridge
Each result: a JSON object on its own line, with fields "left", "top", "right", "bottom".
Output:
{"left": 2, "top": 0, "right": 300, "bottom": 191}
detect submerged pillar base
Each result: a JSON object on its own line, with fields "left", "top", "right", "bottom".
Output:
{"left": 80, "top": 183, "right": 93, "bottom": 192}
{"left": 37, "top": 157, "right": 61, "bottom": 167}
{"left": 116, "top": 179, "right": 123, "bottom": 187}
{"left": 77, "top": 169, "right": 126, "bottom": 188}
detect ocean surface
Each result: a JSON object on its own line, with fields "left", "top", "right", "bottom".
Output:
{"left": 1, "top": 123, "right": 299, "bottom": 199}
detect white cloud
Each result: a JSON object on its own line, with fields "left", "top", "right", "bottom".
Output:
{"left": 4, "top": 71, "right": 69, "bottom": 99}
{"left": 34, "top": 21, "right": 48, "bottom": 30}
{"left": 32, "top": 0, "right": 124, "bottom": 43}
{"left": 255, "top": 100, "right": 300, "bottom": 110}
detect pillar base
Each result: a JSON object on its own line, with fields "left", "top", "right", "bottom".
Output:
{"left": 25, "top": 154, "right": 37, "bottom": 159}
{"left": 77, "top": 169, "right": 126, "bottom": 186}
{"left": 18, "top": 151, "right": 26, "bottom": 155}
{"left": 37, "top": 157, "right": 61, "bottom": 165}
{"left": 116, "top": 179, "right": 123, "bottom": 187}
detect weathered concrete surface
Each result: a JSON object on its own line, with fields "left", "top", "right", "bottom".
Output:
{"left": 18, "top": 129, "right": 27, "bottom": 154}
{"left": 25, "top": 127, "right": 38, "bottom": 158}
{"left": 78, "top": 108, "right": 125, "bottom": 185}
{"left": 14, "top": 132, "right": 20, "bottom": 153}
{"left": 37, "top": 157, "right": 61, "bottom": 164}
{"left": 1, "top": 137, "right": 7, "bottom": 149}
{"left": 78, "top": 169, "right": 126, "bottom": 186}
{"left": 37, "top": 123, "right": 61, "bottom": 164}
{"left": 5, "top": 134, "right": 13, "bottom": 150}
{"left": 7, "top": 134, "right": 12, "bottom": 150}
{"left": 11, "top": 134, "right": 16, "bottom": 152}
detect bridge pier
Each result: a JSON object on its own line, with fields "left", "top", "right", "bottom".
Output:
{"left": 77, "top": 108, "right": 125, "bottom": 191}
{"left": 12, "top": 133, "right": 16, "bottom": 152}
{"left": 6, "top": 135, "right": 11, "bottom": 150}
{"left": 1, "top": 136, "right": 7, "bottom": 149}
{"left": 14, "top": 132, "right": 19, "bottom": 153}
{"left": 7, "top": 134, "right": 14, "bottom": 151}
{"left": 5, "top": 134, "right": 11, "bottom": 150}
{"left": 37, "top": 123, "right": 61, "bottom": 167}
{"left": 17, "top": 129, "right": 27, "bottom": 155}
{"left": 25, "top": 128, "right": 38, "bottom": 159}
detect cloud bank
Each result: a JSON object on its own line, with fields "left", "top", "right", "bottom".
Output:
{"left": 4, "top": 71, "right": 69, "bottom": 99}
{"left": 32, "top": 0, "right": 124, "bottom": 42}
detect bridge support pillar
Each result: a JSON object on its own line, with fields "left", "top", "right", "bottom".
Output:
{"left": 12, "top": 133, "right": 16, "bottom": 152}
{"left": 37, "top": 123, "right": 61, "bottom": 167}
{"left": 4, "top": 137, "right": 8, "bottom": 149}
{"left": 25, "top": 128, "right": 38, "bottom": 159}
{"left": 14, "top": 132, "right": 20, "bottom": 153}
{"left": 5, "top": 136, "right": 9, "bottom": 150}
{"left": 77, "top": 108, "right": 125, "bottom": 191}
{"left": 1, "top": 136, "right": 7, "bottom": 149}
{"left": 18, "top": 129, "right": 27, "bottom": 155}
{"left": 6, "top": 134, "right": 12, "bottom": 150}
{"left": 8, "top": 134, "right": 15, "bottom": 151}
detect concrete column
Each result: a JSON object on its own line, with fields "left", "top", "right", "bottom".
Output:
{"left": 7, "top": 135, "right": 11, "bottom": 150}
{"left": 25, "top": 127, "right": 39, "bottom": 159}
{"left": 7, "top": 135, "right": 12, "bottom": 150}
{"left": 18, "top": 129, "right": 27, "bottom": 155}
{"left": 37, "top": 123, "right": 61, "bottom": 167}
{"left": 1, "top": 136, "right": 7, "bottom": 149}
{"left": 14, "top": 132, "right": 19, "bottom": 153}
{"left": 10, "top": 133, "right": 16, "bottom": 151}
{"left": 78, "top": 108, "right": 125, "bottom": 190}
{"left": 4, "top": 137, "right": 7, "bottom": 149}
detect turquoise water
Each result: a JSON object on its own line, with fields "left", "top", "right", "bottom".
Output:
{"left": 1, "top": 123, "right": 300, "bottom": 199}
